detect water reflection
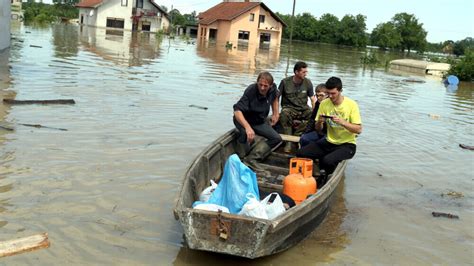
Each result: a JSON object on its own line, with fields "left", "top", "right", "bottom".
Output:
{"left": 52, "top": 24, "right": 79, "bottom": 58}
{"left": 196, "top": 40, "right": 281, "bottom": 74}
{"left": 78, "top": 26, "right": 162, "bottom": 67}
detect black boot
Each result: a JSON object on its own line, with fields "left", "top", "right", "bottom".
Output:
{"left": 317, "top": 169, "right": 327, "bottom": 189}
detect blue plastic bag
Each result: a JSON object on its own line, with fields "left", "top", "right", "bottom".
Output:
{"left": 205, "top": 154, "right": 260, "bottom": 214}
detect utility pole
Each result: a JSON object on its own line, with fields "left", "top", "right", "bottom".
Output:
{"left": 288, "top": 0, "right": 296, "bottom": 54}
{"left": 285, "top": 0, "right": 296, "bottom": 77}
{"left": 170, "top": 4, "right": 173, "bottom": 24}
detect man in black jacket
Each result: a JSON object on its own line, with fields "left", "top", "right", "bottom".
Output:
{"left": 233, "top": 71, "right": 282, "bottom": 176}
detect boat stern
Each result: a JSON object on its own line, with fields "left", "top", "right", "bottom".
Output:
{"left": 176, "top": 209, "right": 271, "bottom": 259}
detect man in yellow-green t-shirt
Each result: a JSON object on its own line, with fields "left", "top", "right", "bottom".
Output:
{"left": 296, "top": 76, "right": 362, "bottom": 185}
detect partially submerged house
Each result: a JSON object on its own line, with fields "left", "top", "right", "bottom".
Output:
{"left": 76, "top": 0, "right": 169, "bottom": 33}
{"left": 197, "top": 0, "right": 286, "bottom": 49}
{"left": 0, "top": 0, "right": 11, "bottom": 51}
{"left": 11, "top": 0, "right": 22, "bottom": 21}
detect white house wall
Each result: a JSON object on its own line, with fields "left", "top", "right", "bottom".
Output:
{"left": 0, "top": 0, "right": 11, "bottom": 51}
{"left": 79, "top": 8, "right": 98, "bottom": 27}
{"left": 96, "top": 0, "right": 133, "bottom": 30}
{"left": 133, "top": 1, "right": 169, "bottom": 32}
{"left": 78, "top": 0, "right": 168, "bottom": 32}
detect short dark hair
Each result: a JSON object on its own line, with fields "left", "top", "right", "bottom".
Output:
{"left": 293, "top": 61, "right": 307, "bottom": 73}
{"left": 325, "top": 76, "right": 342, "bottom": 91}
{"left": 315, "top": 83, "right": 326, "bottom": 93}
{"left": 257, "top": 71, "right": 274, "bottom": 84}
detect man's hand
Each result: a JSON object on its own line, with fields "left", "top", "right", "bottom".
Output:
{"left": 331, "top": 115, "right": 346, "bottom": 126}
{"left": 331, "top": 115, "right": 362, "bottom": 134}
{"left": 270, "top": 113, "right": 279, "bottom": 126}
{"left": 245, "top": 126, "right": 255, "bottom": 144}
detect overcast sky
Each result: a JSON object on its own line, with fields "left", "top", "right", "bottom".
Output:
{"left": 160, "top": 0, "right": 474, "bottom": 43}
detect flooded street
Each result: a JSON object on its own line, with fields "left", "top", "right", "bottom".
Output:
{"left": 0, "top": 23, "right": 473, "bottom": 264}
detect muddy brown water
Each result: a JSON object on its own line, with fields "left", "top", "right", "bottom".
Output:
{"left": 0, "top": 24, "right": 472, "bottom": 265}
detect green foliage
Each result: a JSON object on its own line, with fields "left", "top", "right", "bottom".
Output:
{"left": 317, "top": 13, "right": 340, "bottom": 44}
{"left": 276, "top": 12, "right": 367, "bottom": 47}
{"left": 169, "top": 9, "right": 186, "bottom": 26}
{"left": 448, "top": 51, "right": 474, "bottom": 81}
{"left": 370, "top": 22, "right": 401, "bottom": 49}
{"left": 452, "top": 37, "right": 474, "bottom": 56}
{"left": 155, "top": 29, "right": 165, "bottom": 40}
{"left": 360, "top": 52, "right": 379, "bottom": 65}
{"left": 183, "top": 11, "right": 197, "bottom": 25}
{"left": 23, "top": 1, "right": 78, "bottom": 23}
{"left": 52, "top": 0, "right": 79, "bottom": 6}
{"left": 337, "top": 14, "right": 367, "bottom": 47}
{"left": 391, "top": 13, "right": 427, "bottom": 53}
{"left": 293, "top": 13, "right": 318, "bottom": 42}
{"left": 275, "top": 12, "right": 291, "bottom": 39}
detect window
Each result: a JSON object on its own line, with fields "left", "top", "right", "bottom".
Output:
{"left": 249, "top": 13, "right": 254, "bottom": 22}
{"left": 260, "top": 33, "right": 271, "bottom": 42}
{"left": 121, "top": 0, "right": 127, "bottom": 6}
{"left": 106, "top": 18, "right": 125, "bottom": 29}
{"left": 259, "top": 15, "right": 265, "bottom": 23}
{"left": 142, "top": 22, "right": 151, "bottom": 31}
{"left": 238, "top": 31, "right": 250, "bottom": 40}
{"left": 136, "top": 0, "right": 143, "bottom": 8}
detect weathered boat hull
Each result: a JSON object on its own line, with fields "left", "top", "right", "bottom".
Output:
{"left": 174, "top": 129, "right": 347, "bottom": 259}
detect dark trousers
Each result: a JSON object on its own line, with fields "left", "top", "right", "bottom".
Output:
{"left": 233, "top": 118, "right": 282, "bottom": 148}
{"left": 296, "top": 138, "right": 356, "bottom": 174}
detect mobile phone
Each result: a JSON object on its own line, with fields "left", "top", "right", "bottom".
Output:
{"left": 321, "top": 115, "right": 333, "bottom": 119}
{"left": 267, "top": 193, "right": 277, "bottom": 204}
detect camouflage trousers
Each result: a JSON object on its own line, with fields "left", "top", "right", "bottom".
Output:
{"left": 280, "top": 107, "right": 313, "bottom": 136}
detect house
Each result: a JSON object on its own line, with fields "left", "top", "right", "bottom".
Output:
{"left": 76, "top": 0, "right": 170, "bottom": 33}
{"left": 11, "top": 0, "right": 22, "bottom": 20}
{"left": 197, "top": 0, "right": 286, "bottom": 49}
{"left": 0, "top": 0, "right": 11, "bottom": 51}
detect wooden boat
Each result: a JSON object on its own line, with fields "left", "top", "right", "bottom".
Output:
{"left": 173, "top": 129, "right": 347, "bottom": 259}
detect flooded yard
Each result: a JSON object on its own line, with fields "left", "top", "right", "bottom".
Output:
{"left": 0, "top": 23, "right": 473, "bottom": 264}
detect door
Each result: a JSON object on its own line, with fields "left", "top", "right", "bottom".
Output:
{"left": 259, "top": 33, "right": 271, "bottom": 49}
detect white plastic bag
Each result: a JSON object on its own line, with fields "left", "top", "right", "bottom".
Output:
{"left": 261, "top": 193, "right": 286, "bottom": 220}
{"left": 199, "top": 180, "right": 218, "bottom": 202}
{"left": 238, "top": 193, "right": 268, "bottom": 219}
{"left": 193, "top": 203, "right": 230, "bottom": 213}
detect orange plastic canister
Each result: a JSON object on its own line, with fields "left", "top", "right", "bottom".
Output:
{"left": 283, "top": 158, "right": 317, "bottom": 205}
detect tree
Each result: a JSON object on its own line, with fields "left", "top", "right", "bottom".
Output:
{"left": 169, "top": 9, "right": 185, "bottom": 26}
{"left": 159, "top": 5, "right": 168, "bottom": 13}
{"left": 442, "top": 40, "right": 454, "bottom": 54}
{"left": 52, "top": 0, "right": 79, "bottom": 6}
{"left": 293, "top": 13, "right": 318, "bottom": 42}
{"left": 275, "top": 12, "right": 291, "bottom": 39}
{"left": 317, "top": 13, "right": 339, "bottom": 44}
{"left": 391, "top": 13, "right": 427, "bottom": 53}
{"left": 453, "top": 37, "right": 474, "bottom": 56}
{"left": 183, "top": 11, "right": 197, "bottom": 25}
{"left": 448, "top": 51, "right": 473, "bottom": 81}
{"left": 337, "top": 14, "right": 367, "bottom": 47}
{"left": 370, "top": 22, "right": 401, "bottom": 49}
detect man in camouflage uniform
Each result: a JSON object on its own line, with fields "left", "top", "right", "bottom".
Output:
{"left": 278, "top": 61, "right": 315, "bottom": 152}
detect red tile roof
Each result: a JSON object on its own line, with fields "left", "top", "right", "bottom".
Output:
{"left": 76, "top": 0, "right": 103, "bottom": 8}
{"left": 199, "top": 1, "right": 286, "bottom": 26}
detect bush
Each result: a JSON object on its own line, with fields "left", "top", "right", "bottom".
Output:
{"left": 360, "top": 52, "right": 379, "bottom": 65}
{"left": 447, "top": 51, "right": 474, "bottom": 82}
